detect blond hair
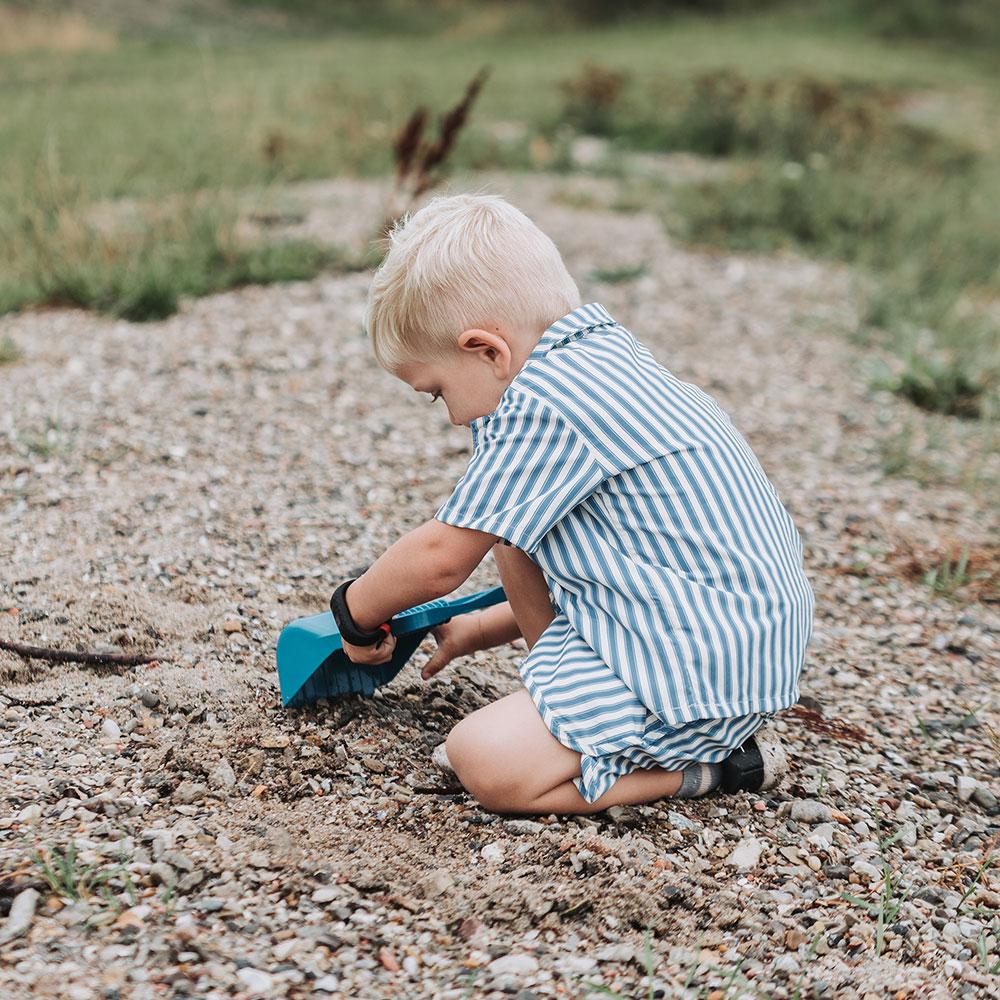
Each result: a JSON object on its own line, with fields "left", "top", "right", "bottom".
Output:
{"left": 364, "top": 192, "right": 580, "bottom": 374}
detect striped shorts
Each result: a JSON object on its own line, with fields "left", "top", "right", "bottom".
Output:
{"left": 520, "top": 611, "right": 777, "bottom": 804}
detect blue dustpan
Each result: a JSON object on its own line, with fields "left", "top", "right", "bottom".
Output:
{"left": 276, "top": 585, "right": 508, "bottom": 707}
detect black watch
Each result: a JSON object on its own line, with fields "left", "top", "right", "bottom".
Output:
{"left": 329, "top": 578, "right": 392, "bottom": 647}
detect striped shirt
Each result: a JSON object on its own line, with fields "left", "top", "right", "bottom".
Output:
{"left": 434, "top": 303, "right": 814, "bottom": 800}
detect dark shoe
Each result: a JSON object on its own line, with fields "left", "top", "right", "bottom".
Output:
{"left": 720, "top": 722, "right": 787, "bottom": 793}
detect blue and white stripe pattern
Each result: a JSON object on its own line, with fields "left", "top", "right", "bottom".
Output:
{"left": 435, "top": 303, "right": 814, "bottom": 803}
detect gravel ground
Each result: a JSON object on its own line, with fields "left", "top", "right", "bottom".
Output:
{"left": 1, "top": 170, "right": 999, "bottom": 1000}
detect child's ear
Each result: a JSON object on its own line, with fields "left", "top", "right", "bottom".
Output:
{"left": 458, "top": 328, "right": 511, "bottom": 376}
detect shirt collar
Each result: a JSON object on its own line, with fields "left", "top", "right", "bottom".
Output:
{"left": 468, "top": 303, "right": 618, "bottom": 434}
{"left": 527, "top": 302, "right": 618, "bottom": 362}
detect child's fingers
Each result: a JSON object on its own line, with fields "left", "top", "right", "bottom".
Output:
{"left": 373, "top": 632, "right": 396, "bottom": 663}
{"left": 421, "top": 644, "right": 451, "bottom": 680}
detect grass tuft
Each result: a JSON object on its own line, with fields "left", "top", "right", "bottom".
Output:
{"left": 0, "top": 167, "right": 350, "bottom": 322}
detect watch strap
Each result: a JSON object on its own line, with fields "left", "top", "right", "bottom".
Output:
{"left": 329, "top": 578, "right": 392, "bottom": 646}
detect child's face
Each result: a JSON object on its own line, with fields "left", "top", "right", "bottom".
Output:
{"left": 396, "top": 326, "right": 527, "bottom": 428}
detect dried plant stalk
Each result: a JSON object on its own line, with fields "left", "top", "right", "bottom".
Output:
{"left": 379, "top": 66, "right": 491, "bottom": 243}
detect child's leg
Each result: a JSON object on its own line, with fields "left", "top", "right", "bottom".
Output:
{"left": 446, "top": 688, "right": 683, "bottom": 814}
{"left": 447, "top": 543, "right": 684, "bottom": 814}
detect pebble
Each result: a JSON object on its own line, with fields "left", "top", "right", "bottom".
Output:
{"left": 488, "top": 953, "right": 539, "bottom": 975}
{"left": 236, "top": 967, "right": 273, "bottom": 995}
{"left": 972, "top": 786, "right": 999, "bottom": 814}
{"left": 790, "top": 799, "right": 832, "bottom": 824}
{"left": 852, "top": 859, "right": 882, "bottom": 882}
{"left": 504, "top": 820, "right": 545, "bottom": 834}
{"left": 311, "top": 887, "right": 341, "bottom": 904}
{"left": 0, "top": 888, "right": 40, "bottom": 945}
{"left": 138, "top": 688, "right": 160, "bottom": 709}
{"left": 100, "top": 717, "right": 121, "bottom": 740}
{"left": 173, "top": 780, "right": 207, "bottom": 804}
{"left": 726, "top": 837, "right": 763, "bottom": 870}
{"left": 773, "top": 954, "right": 799, "bottom": 974}
{"left": 481, "top": 842, "right": 505, "bottom": 863}
{"left": 417, "top": 869, "right": 454, "bottom": 899}
{"left": 957, "top": 776, "right": 977, "bottom": 801}
{"left": 209, "top": 758, "right": 237, "bottom": 790}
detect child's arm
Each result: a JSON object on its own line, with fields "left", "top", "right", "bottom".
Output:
{"left": 343, "top": 518, "right": 501, "bottom": 631}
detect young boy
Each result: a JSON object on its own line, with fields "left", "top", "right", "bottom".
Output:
{"left": 331, "top": 192, "right": 813, "bottom": 816}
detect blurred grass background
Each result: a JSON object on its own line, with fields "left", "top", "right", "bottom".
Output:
{"left": 1, "top": 0, "right": 998, "bottom": 420}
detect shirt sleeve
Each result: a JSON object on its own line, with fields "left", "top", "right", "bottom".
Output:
{"left": 434, "top": 388, "right": 607, "bottom": 554}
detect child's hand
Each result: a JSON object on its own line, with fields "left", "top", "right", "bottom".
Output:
{"left": 341, "top": 632, "right": 397, "bottom": 665}
{"left": 421, "top": 614, "right": 483, "bottom": 681}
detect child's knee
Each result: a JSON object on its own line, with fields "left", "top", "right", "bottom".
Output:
{"left": 445, "top": 721, "right": 521, "bottom": 812}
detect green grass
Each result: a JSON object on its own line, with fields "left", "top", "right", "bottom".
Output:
{"left": 666, "top": 154, "right": 999, "bottom": 419}
{"left": 0, "top": 167, "right": 353, "bottom": 321}
{"left": 0, "top": 12, "right": 989, "bottom": 204}
{"left": 0, "top": 334, "right": 21, "bottom": 364}
{"left": 840, "top": 807, "right": 914, "bottom": 957}
{"left": 923, "top": 549, "right": 972, "bottom": 597}
{"left": 590, "top": 262, "right": 648, "bottom": 284}
{"left": 28, "top": 836, "right": 138, "bottom": 923}
{"left": 2, "top": 3, "right": 999, "bottom": 370}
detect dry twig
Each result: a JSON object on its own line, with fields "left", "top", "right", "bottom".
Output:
{"left": 0, "top": 638, "right": 162, "bottom": 667}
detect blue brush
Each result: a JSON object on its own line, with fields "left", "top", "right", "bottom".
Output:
{"left": 276, "top": 585, "right": 507, "bottom": 707}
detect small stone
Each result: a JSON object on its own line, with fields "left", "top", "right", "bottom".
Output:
{"left": 236, "top": 967, "right": 273, "bottom": 995}
{"left": 852, "top": 859, "right": 881, "bottom": 882}
{"left": 314, "top": 975, "right": 340, "bottom": 993}
{"left": 100, "top": 718, "right": 121, "bottom": 741}
{"left": 594, "top": 943, "right": 635, "bottom": 962}
{"left": 557, "top": 954, "right": 597, "bottom": 974}
{"left": 149, "top": 862, "right": 175, "bottom": 886}
{"left": 504, "top": 820, "right": 544, "bottom": 834}
{"left": 209, "top": 758, "right": 236, "bottom": 790}
{"left": 942, "top": 921, "right": 962, "bottom": 942}
{"left": 822, "top": 864, "right": 851, "bottom": 881}
{"left": 139, "top": 689, "right": 160, "bottom": 709}
{"left": 273, "top": 938, "right": 299, "bottom": 961}
{"left": 361, "top": 756, "right": 386, "bottom": 774}
{"left": 457, "top": 916, "right": 487, "bottom": 942}
{"left": 972, "top": 786, "right": 999, "bottom": 815}
{"left": 774, "top": 954, "right": 799, "bottom": 974}
{"left": 0, "top": 888, "right": 40, "bottom": 945}
{"left": 488, "top": 953, "right": 539, "bottom": 975}
{"left": 17, "top": 803, "right": 42, "bottom": 824}
{"left": 790, "top": 799, "right": 832, "bottom": 824}
{"left": 481, "top": 842, "right": 505, "bottom": 863}
{"left": 956, "top": 776, "right": 977, "bottom": 802}
{"left": 222, "top": 618, "right": 243, "bottom": 634}
{"left": 177, "top": 870, "right": 204, "bottom": 893}
{"left": 260, "top": 733, "right": 290, "bottom": 749}
{"left": 416, "top": 868, "right": 454, "bottom": 899}
{"left": 311, "top": 887, "right": 340, "bottom": 904}
{"left": 944, "top": 958, "right": 963, "bottom": 978}
{"left": 667, "top": 810, "right": 701, "bottom": 831}
{"left": 726, "top": 837, "right": 763, "bottom": 871}
{"left": 173, "top": 781, "right": 206, "bottom": 804}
